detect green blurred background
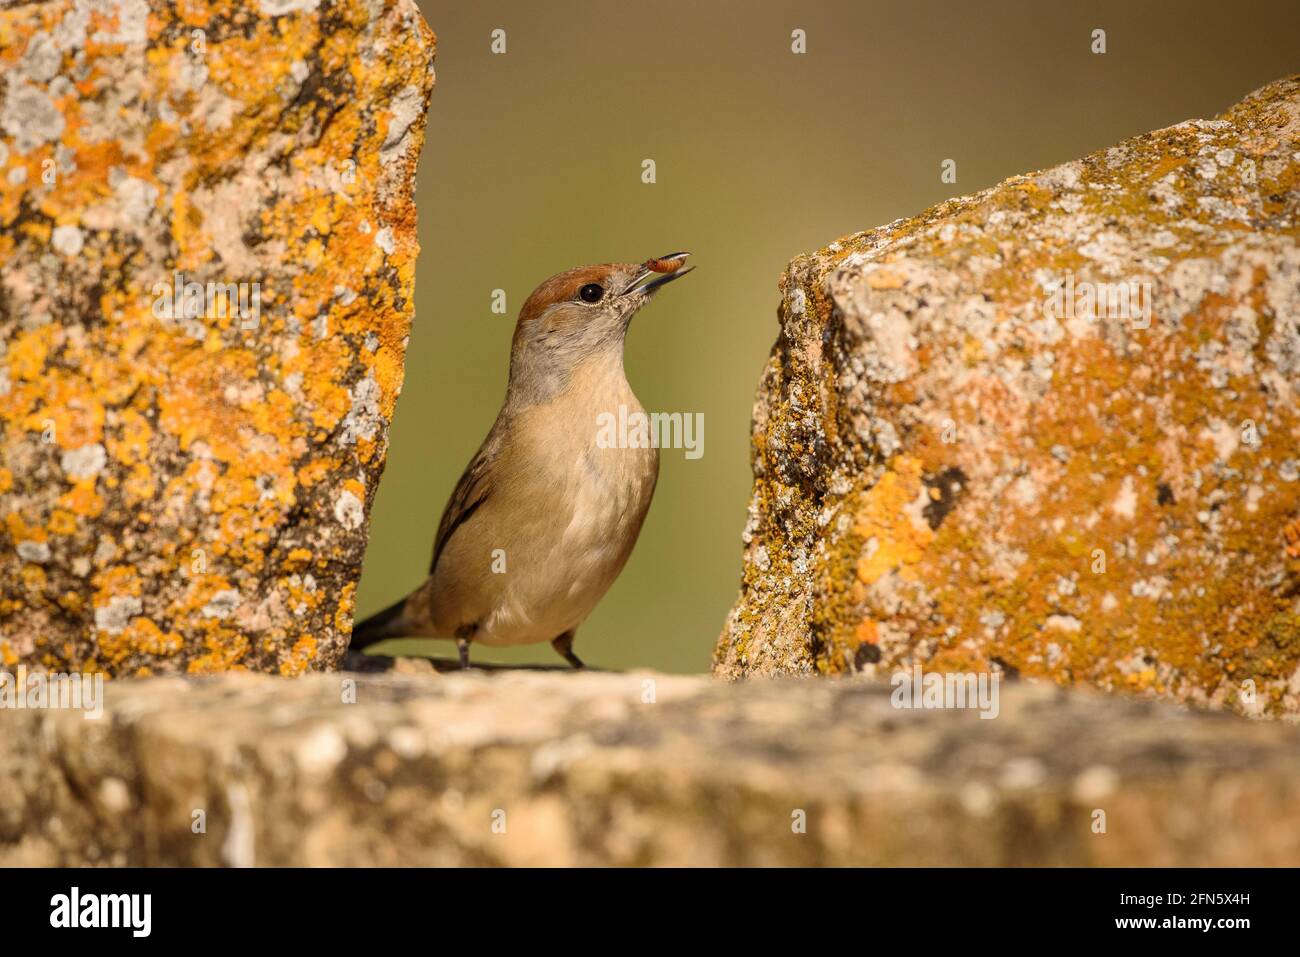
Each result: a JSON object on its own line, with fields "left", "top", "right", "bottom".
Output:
{"left": 357, "top": 0, "right": 1300, "bottom": 672}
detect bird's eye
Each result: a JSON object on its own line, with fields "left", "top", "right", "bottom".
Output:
{"left": 579, "top": 283, "right": 604, "bottom": 303}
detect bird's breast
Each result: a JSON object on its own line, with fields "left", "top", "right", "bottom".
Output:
{"left": 521, "top": 366, "right": 660, "bottom": 545}
{"left": 469, "top": 358, "right": 658, "bottom": 645}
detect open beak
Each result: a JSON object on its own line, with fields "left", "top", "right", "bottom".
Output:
{"left": 621, "top": 251, "right": 694, "bottom": 296}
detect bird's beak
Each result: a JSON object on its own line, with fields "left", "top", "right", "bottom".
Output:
{"left": 621, "top": 251, "right": 694, "bottom": 296}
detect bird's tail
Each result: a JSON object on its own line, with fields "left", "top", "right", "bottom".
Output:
{"left": 349, "top": 580, "right": 435, "bottom": 652}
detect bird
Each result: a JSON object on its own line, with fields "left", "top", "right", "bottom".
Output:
{"left": 349, "top": 252, "right": 694, "bottom": 669}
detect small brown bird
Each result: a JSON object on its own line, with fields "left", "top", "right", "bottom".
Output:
{"left": 350, "top": 253, "right": 694, "bottom": 668}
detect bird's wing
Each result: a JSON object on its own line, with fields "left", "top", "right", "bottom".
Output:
{"left": 429, "top": 423, "right": 503, "bottom": 576}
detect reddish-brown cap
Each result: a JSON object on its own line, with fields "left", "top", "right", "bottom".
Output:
{"left": 518, "top": 264, "right": 628, "bottom": 325}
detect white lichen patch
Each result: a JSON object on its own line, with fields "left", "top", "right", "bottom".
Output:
{"left": 259, "top": 0, "right": 322, "bottom": 16}
{"left": 60, "top": 443, "right": 107, "bottom": 480}
{"left": 0, "top": 83, "right": 65, "bottom": 154}
{"left": 202, "top": 589, "right": 243, "bottom": 620}
{"left": 94, "top": 596, "right": 142, "bottom": 635}
{"left": 380, "top": 84, "right": 424, "bottom": 164}
{"left": 50, "top": 224, "right": 84, "bottom": 256}
{"left": 16, "top": 541, "right": 51, "bottom": 564}
{"left": 334, "top": 490, "right": 365, "bottom": 529}
{"left": 1111, "top": 475, "right": 1137, "bottom": 521}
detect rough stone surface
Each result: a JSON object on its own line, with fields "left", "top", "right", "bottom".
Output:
{"left": 717, "top": 76, "right": 1300, "bottom": 716}
{"left": 0, "top": 1, "right": 435, "bottom": 675}
{"left": 2, "top": 671, "right": 1299, "bottom": 865}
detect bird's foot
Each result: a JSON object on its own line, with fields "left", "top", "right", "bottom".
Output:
{"left": 550, "top": 632, "right": 585, "bottom": 669}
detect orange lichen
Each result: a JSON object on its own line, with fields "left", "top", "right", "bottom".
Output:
{"left": 717, "top": 76, "right": 1300, "bottom": 716}
{"left": 279, "top": 635, "right": 319, "bottom": 677}
{"left": 852, "top": 457, "right": 933, "bottom": 585}
{"left": 0, "top": 1, "right": 436, "bottom": 676}
{"left": 1285, "top": 519, "right": 1300, "bottom": 560}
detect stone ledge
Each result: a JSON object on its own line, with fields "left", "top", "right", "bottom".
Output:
{"left": 1, "top": 671, "right": 1298, "bottom": 865}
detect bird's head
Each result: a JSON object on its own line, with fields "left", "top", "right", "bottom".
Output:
{"left": 506, "top": 252, "right": 693, "bottom": 401}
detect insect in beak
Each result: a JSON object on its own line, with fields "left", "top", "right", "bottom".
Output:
{"left": 621, "top": 252, "right": 694, "bottom": 296}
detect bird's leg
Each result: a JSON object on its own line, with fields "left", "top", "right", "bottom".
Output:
{"left": 455, "top": 624, "right": 475, "bottom": 670}
{"left": 550, "top": 630, "right": 585, "bottom": 669}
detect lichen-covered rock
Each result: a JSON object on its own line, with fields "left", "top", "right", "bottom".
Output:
{"left": 717, "top": 76, "right": 1300, "bottom": 716}
{"left": 0, "top": 1, "right": 435, "bottom": 675}
{"left": 3, "top": 671, "right": 1300, "bottom": 866}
